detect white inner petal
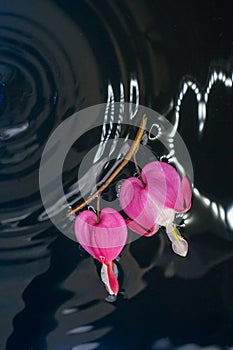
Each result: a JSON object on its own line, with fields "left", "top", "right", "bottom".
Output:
{"left": 101, "top": 263, "right": 114, "bottom": 295}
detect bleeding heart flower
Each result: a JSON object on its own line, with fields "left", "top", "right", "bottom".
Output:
{"left": 120, "top": 161, "right": 192, "bottom": 257}
{"left": 74, "top": 208, "right": 128, "bottom": 295}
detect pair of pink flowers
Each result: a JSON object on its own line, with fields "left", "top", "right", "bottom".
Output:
{"left": 74, "top": 161, "right": 192, "bottom": 296}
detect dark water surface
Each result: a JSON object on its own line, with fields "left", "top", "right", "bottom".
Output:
{"left": 0, "top": 0, "right": 233, "bottom": 349}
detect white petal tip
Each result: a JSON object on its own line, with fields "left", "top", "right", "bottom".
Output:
{"left": 172, "top": 242, "right": 188, "bottom": 257}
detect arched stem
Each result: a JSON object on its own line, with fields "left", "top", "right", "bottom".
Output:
{"left": 96, "top": 195, "right": 101, "bottom": 224}
{"left": 67, "top": 115, "right": 147, "bottom": 217}
{"left": 133, "top": 151, "right": 146, "bottom": 188}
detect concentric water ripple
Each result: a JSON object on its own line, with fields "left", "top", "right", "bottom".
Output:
{"left": 0, "top": 1, "right": 102, "bottom": 262}
{"left": 0, "top": 0, "right": 174, "bottom": 264}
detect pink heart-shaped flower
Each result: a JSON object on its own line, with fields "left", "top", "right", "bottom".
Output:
{"left": 74, "top": 208, "right": 128, "bottom": 295}
{"left": 119, "top": 161, "right": 191, "bottom": 257}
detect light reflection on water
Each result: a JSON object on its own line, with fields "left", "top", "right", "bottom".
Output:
{"left": 174, "top": 67, "right": 233, "bottom": 136}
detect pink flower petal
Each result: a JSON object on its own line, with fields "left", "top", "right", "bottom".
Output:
{"left": 141, "top": 161, "right": 181, "bottom": 210}
{"left": 119, "top": 177, "right": 158, "bottom": 231}
{"left": 101, "top": 261, "right": 119, "bottom": 295}
{"left": 126, "top": 219, "right": 159, "bottom": 237}
{"left": 159, "top": 162, "right": 184, "bottom": 210}
{"left": 74, "top": 208, "right": 127, "bottom": 263}
{"left": 141, "top": 161, "right": 167, "bottom": 208}
{"left": 181, "top": 176, "right": 192, "bottom": 211}
{"left": 142, "top": 161, "right": 192, "bottom": 213}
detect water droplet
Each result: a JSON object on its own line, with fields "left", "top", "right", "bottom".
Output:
{"left": 67, "top": 206, "right": 76, "bottom": 222}
{"left": 141, "top": 131, "right": 148, "bottom": 145}
{"left": 116, "top": 180, "right": 124, "bottom": 197}
{"left": 105, "top": 294, "right": 117, "bottom": 303}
